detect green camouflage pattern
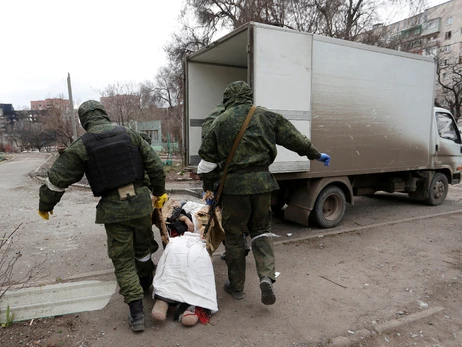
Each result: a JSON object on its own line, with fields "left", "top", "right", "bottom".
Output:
{"left": 140, "top": 132, "right": 151, "bottom": 144}
{"left": 201, "top": 103, "right": 225, "bottom": 139}
{"left": 199, "top": 81, "right": 321, "bottom": 195}
{"left": 222, "top": 193, "right": 275, "bottom": 292}
{"left": 105, "top": 215, "right": 157, "bottom": 303}
{"left": 39, "top": 100, "right": 166, "bottom": 224}
{"left": 200, "top": 103, "right": 225, "bottom": 192}
{"left": 77, "top": 100, "right": 109, "bottom": 130}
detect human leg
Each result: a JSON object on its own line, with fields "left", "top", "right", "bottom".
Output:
{"left": 151, "top": 298, "right": 169, "bottom": 321}
{"left": 105, "top": 221, "right": 145, "bottom": 331}
{"left": 221, "top": 194, "right": 251, "bottom": 294}
{"left": 132, "top": 215, "right": 158, "bottom": 292}
{"left": 248, "top": 192, "right": 276, "bottom": 305}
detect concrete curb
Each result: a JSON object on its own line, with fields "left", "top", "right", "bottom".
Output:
{"left": 32, "top": 153, "right": 54, "bottom": 174}
{"left": 330, "top": 307, "right": 445, "bottom": 346}
{"left": 274, "top": 209, "right": 462, "bottom": 247}
{"left": 374, "top": 306, "right": 445, "bottom": 333}
{"left": 34, "top": 176, "right": 203, "bottom": 198}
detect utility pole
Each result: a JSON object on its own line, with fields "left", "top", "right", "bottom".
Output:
{"left": 67, "top": 73, "right": 77, "bottom": 140}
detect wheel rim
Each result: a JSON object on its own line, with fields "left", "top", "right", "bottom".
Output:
{"left": 323, "top": 195, "right": 343, "bottom": 221}
{"left": 433, "top": 179, "right": 445, "bottom": 200}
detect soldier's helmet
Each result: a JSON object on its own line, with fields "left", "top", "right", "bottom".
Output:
{"left": 78, "top": 100, "right": 107, "bottom": 118}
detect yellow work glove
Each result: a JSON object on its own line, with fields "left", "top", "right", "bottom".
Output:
{"left": 154, "top": 193, "right": 168, "bottom": 209}
{"left": 38, "top": 210, "right": 53, "bottom": 220}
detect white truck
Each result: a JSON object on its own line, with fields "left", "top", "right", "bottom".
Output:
{"left": 184, "top": 22, "right": 462, "bottom": 228}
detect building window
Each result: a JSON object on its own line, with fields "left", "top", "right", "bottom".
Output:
{"left": 441, "top": 45, "right": 451, "bottom": 52}
{"left": 445, "top": 31, "right": 452, "bottom": 40}
{"left": 153, "top": 129, "right": 159, "bottom": 141}
{"left": 428, "top": 20, "right": 437, "bottom": 29}
{"left": 446, "top": 17, "right": 452, "bottom": 25}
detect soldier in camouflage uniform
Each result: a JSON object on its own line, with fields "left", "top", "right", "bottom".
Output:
{"left": 199, "top": 81, "right": 330, "bottom": 305}
{"left": 38, "top": 100, "right": 168, "bottom": 332}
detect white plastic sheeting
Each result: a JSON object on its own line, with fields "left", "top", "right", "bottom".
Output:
{"left": 152, "top": 232, "right": 218, "bottom": 313}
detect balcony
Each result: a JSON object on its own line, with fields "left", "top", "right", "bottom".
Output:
{"left": 424, "top": 39, "right": 440, "bottom": 49}
{"left": 421, "top": 18, "right": 441, "bottom": 36}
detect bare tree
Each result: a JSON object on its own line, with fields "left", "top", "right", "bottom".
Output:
{"left": 142, "top": 65, "right": 186, "bottom": 150}
{"left": 1, "top": 224, "right": 47, "bottom": 300}
{"left": 436, "top": 53, "right": 462, "bottom": 120}
{"left": 185, "top": 0, "right": 428, "bottom": 39}
{"left": 9, "top": 118, "right": 51, "bottom": 152}
{"left": 99, "top": 82, "right": 144, "bottom": 126}
{"left": 41, "top": 106, "right": 74, "bottom": 148}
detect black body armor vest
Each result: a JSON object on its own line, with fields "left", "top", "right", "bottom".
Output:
{"left": 81, "top": 126, "right": 144, "bottom": 197}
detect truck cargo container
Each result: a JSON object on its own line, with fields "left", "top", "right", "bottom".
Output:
{"left": 185, "top": 22, "right": 462, "bottom": 228}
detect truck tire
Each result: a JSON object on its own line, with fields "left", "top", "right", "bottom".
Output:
{"left": 310, "top": 185, "right": 346, "bottom": 228}
{"left": 425, "top": 172, "right": 448, "bottom": 206}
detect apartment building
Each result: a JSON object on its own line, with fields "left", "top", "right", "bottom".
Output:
{"left": 372, "top": 0, "right": 461, "bottom": 56}
{"left": 369, "top": 0, "right": 462, "bottom": 115}
{"left": 30, "top": 98, "right": 70, "bottom": 112}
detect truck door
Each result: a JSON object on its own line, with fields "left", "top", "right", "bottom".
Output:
{"left": 434, "top": 109, "right": 462, "bottom": 175}
{"left": 252, "top": 25, "right": 313, "bottom": 173}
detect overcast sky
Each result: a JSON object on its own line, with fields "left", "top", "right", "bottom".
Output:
{"left": 0, "top": 0, "right": 449, "bottom": 110}
{"left": 1, "top": 0, "right": 185, "bottom": 109}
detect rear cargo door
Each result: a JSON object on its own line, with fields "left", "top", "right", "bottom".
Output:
{"left": 252, "top": 24, "right": 313, "bottom": 173}
{"left": 185, "top": 27, "right": 249, "bottom": 166}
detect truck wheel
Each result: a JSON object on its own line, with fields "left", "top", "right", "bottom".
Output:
{"left": 310, "top": 185, "right": 346, "bottom": 228}
{"left": 425, "top": 172, "right": 448, "bottom": 206}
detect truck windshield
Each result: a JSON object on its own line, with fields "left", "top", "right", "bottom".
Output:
{"left": 436, "top": 112, "right": 461, "bottom": 143}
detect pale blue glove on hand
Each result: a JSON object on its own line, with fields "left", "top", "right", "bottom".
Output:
{"left": 317, "top": 153, "right": 330, "bottom": 166}
{"left": 201, "top": 191, "right": 214, "bottom": 205}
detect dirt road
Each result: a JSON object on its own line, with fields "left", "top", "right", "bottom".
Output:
{"left": 0, "top": 152, "right": 461, "bottom": 347}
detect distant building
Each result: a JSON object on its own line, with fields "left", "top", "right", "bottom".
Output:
{"left": 130, "top": 120, "right": 162, "bottom": 151}
{"left": 371, "top": 0, "right": 461, "bottom": 57}
{"left": 0, "top": 103, "right": 19, "bottom": 126}
{"left": 31, "top": 98, "right": 70, "bottom": 112}
{"left": 100, "top": 94, "right": 140, "bottom": 110}
{"left": 370, "top": 0, "right": 462, "bottom": 115}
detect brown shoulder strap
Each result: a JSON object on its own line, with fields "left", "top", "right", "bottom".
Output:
{"left": 215, "top": 105, "right": 256, "bottom": 202}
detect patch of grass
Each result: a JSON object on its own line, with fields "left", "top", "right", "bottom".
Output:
{"left": 1, "top": 305, "right": 15, "bottom": 328}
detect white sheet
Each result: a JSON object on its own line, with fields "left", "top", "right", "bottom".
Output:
{"left": 152, "top": 232, "right": 218, "bottom": 313}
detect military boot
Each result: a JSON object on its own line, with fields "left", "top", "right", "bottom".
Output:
{"left": 139, "top": 272, "right": 153, "bottom": 293}
{"left": 260, "top": 276, "right": 276, "bottom": 305}
{"left": 128, "top": 299, "right": 145, "bottom": 332}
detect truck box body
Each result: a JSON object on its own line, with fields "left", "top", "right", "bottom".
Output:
{"left": 185, "top": 22, "right": 462, "bottom": 227}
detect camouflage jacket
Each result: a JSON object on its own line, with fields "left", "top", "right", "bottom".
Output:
{"left": 201, "top": 104, "right": 225, "bottom": 139}
{"left": 199, "top": 81, "right": 321, "bottom": 195}
{"left": 39, "top": 109, "right": 165, "bottom": 224}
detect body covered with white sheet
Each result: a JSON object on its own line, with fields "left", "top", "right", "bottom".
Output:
{"left": 152, "top": 201, "right": 218, "bottom": 314}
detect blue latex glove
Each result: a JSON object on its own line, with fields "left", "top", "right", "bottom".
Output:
{"left": 201, "top": 191, "right": 214, "bottom": 205}
{"left": 317, "top": 153, "right": 330, "bottom": 167}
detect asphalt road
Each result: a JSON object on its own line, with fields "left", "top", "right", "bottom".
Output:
{"left": 1, "top": 152, "right": 461, "bottom": 347}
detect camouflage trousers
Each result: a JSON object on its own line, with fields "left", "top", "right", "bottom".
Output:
{"left": 104, "top": 215, "right": 159, "bottom": 304}
{"left": 221, "top": 192, "right": 275, "bottom": 292}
